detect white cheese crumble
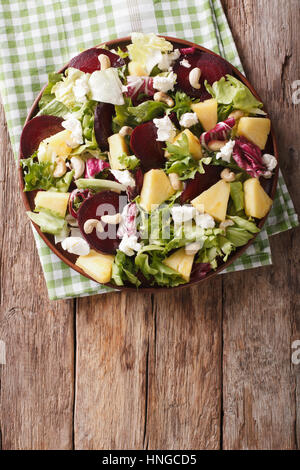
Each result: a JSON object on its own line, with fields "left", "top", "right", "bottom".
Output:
{"left": 180, "top": 59, "right": 191, "bottom": 68}
{"left": 119, "top": 234, "right": 142, "bottom": 257}
{"left": 194, "top": 213, "right": 215, "bottom": 229}
{"left": 153, "top": 115, "right": 176, "bottom": 142}
{"left": 171, "top": 205, "right": 196, "bottom": 224}
{"left": 179, "top": 112, "right": 198, "bottom": 128}
{"left": 215, "top": 139, "right": 236, "bottom": 163}
{"left": 110, "top": 169, "right": 136, "bottom": 188}
{"left": 262, "top": 153, "right": 278, "bottom": 171}
{"left": 73, "top": 75, "right": 90, "bottom": 103}
{"left": 157, "top": 49, "right": 180, "bottom": 71}
{"left": 62, "top": 116, "right": 83, "bottom": 147}
{"left": 153, "top": 71, "right": 177, "bottom": 93}
{"left": 61, "top": 237, "right": 90, "bottom": 256}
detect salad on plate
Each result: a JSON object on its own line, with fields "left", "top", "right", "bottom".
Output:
{"left": 20, "top": 33, "right": 278, "bottom": 288}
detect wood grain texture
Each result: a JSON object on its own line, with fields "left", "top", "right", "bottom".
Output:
{"left": 0, "top": 100, "right": 75, "bottom": 450}
{"left": 145, "top": 283, "right": 222, "bottom": 450}
{"left": 74, "top": 292, "right": 153, "bottom": 449}
{"left": 221, "top": 0, "right": 300, "bottom": 450}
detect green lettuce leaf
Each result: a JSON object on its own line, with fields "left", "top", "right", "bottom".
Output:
{"left": 225, "top": 227, "right": 255, "bottom": 247}
{"left": 205, "top": 74, "right": 266, "bottom": 115}
{"left": 165, "top": 133, "right": 211, "bottom": 180}
{"left": 230, "top": 181, "right": 244, "bottom": 213}
{"left": 228, "top": 215, "right": 260, "bottom": 233}
{"left": 128, "top": 100, "right": 167, "bottom": 123}
{"left": 111, "top": 250, "right": 141, "bottom": 287}
{"left": 118, "top": 153, "right": 140, "bottom": 170}
{"left": 27, "top": 210, "right": 67, "bottom": 235}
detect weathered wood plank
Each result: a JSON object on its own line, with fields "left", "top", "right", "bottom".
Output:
{"left": 74, "top": 292, "right": 152, "bottom": 449}
{"left": 222, "top": 0, "right": 300, "bottom": 449}
{"left": 145, "top": 283, "right": 222, "bottom": 449}
{"left": 0, "top": 100, "right": 75, "bottom": 450}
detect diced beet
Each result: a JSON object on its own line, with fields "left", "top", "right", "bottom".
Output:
{"left": 180, "top": 165, "right": 222, "bottom": 203}
{"left": 190, "top": 262, "right": 211, "bottom": 282}
{"left": 173, "top": 50, "right": 232, "bottom": 100}
{"left": 68, "top": 48, "right": 125, "bottom": 73}
{"left": 20, "top": 115, "right": 64, "bottom": 158}
{"left": 126, "top": 167, "right": 144, "bottom": 201}
{"left": 94, "top": 102, "right": 114, "bottom": 151}
{"left": 77, "top": 191, "right": 126, "bottom": 254}
{"left": 130, "top": 121, "right": 165, "bottom": 172}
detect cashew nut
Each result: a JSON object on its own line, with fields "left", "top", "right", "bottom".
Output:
{"left": 83, "top": 219, "right": 104, "bottom": 234}
{"left": 189, "top": 67, "right": 201, "bottom": 89}
{"left": 98, "top": 54, "right": 111, "bottom": 70}
{"left": 53, "top": 157, "right": 67, "bottom": 178}
{"left": 221, "top": 168, "right": 236, "bottom": 182}
{"left": 219, "top": 219, "right": 235, "bottom": 230}
{"left": 66, "top": 214, "right": 79, "bottom": 227}
{"left": 208, "top": 140, "right": 228, "bottom": 151}
{"left": 119, "top": 126, "right": 133, "bottom": 137}
{"left": 70, "top": 156, "right": 85, "bottom": 180}
{"left": 101, "top": 213, "right": 122, "bottom": 224}
{"left": 228, "top": 110, "right": 244, "bottom": 120}
{"left": 185, "top": 242, "right": 202, "bottom": 256}
{"left": 168, "top": 172, "right": 183, "bottom": 191}
{"left": 154, "top": 91, "right": 174, "bottom": 107}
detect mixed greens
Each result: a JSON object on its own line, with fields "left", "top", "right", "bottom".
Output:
{"left": 20, "top": 33, "right": 277, "bottom": 288}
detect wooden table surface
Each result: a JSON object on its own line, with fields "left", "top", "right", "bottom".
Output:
{"left": 0, "top": 0, "right": 299, "bottom": 450}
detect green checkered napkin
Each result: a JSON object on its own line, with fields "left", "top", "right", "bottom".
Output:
{"left": 0, "top": 0, "right": 298, "bottom": 299}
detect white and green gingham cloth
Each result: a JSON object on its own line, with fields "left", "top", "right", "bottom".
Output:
{"left": 0, "top": 0, "right": 298, "bottom": 299}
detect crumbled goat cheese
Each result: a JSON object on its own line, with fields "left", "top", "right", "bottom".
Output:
{"left": 119, "top": 234, "right": 141, "bottom": 256}
{"left": 73, "top": 75, "right": 90, "bottom": 103}
{"left": 153, "top": 71, "right": 177, "bottom": 93}
{"left": 171, "top": 205, "right": 196, "bottom": 224}
{"left": 61, "top": 237, "right": 90, "bottom": 256}
{"left": 179, "top": 112, "right": 198, "bottom": 128}
{"left": 110, "top": 169, "right": 136, "bottom": 188}
{"left": 194, "top": 213, "right": 216, "bottom": 229}
{"left": 262, "top": 153, "right": 278, "bottom": 171}
{"left": 62, "top": 116, "right": 83, "bottom": 147}
{"left": 158, "top": 49, "right": 180, "bottom": 71}
{"left": 215, "top": 139, "right": 236, "bottom": 163}
{"left": 180, "top": 59, "right": 191, "bottom": 68}
{"left": 153, "top": 115, "right": 176, "bottom": 142}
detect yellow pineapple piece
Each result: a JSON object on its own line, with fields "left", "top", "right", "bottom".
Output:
{"left": 173, "top": 129, "right": 202, "bottom": 160}
{"left": 140, "top": 169, "right": 175, "bottom": 212}
{"left": 237, "top": 117, "right": 271, "bottom": 150}
{"left": 191, "top": 180, "right": 230, "bottom": 222}
{"left": 128, "top": 61, "right": 147, "bottom": 76}
{"left": 37, "top": 130, "right": 73, "bottom": 163}
{"left": 76, "top": 250, "right": 114, "bottom": 284}
{"left": 191, "top": 98, "right": 218, "bottom": 131}
{"left": 108, "top": 133, "right": 129, "bottom": 170}
{"left": 244, "top": 178, "right": 273, "bottom": 219}
{"left": 34, "top": 191, "right": 70, "bottom": 218}
{"left": 163, "top": 247, "right": 195, "bottom": 282}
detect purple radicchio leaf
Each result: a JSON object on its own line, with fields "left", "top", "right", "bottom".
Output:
{"left": 200, "top": 117, "right": 236, "bottom": 149}
{"left": 84, "top": 158, "right": 110, "bottom": 178}
{"left": 232, "top": 137, "right": 267, "bottom": 177}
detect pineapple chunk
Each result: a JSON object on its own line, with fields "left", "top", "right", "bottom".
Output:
{"left": 34, "top": 191, "right": 70, "bottom": 218}
{"left": 191, "top": 98, "right": 218, "bottom": 131}
{"left": 191, "top": 180, "right": 230, "bottom": 222}
{"left": 76, "top": 250, "right": 114, "bottom": 284}
{"left": 237, "top": 117, "right": 271, "bottom": 150}
{"left": 163, "top": 247, "right": 195, "bottom": 282}
{"left": 244, "top": 178, "right": 273, "bottom": 219}
{"left": 140, "top": 169, "right": 175, "bottom": 212}
{"left": 108, "top": 133, "right": 129, "bottom": 170}
{"left": 128, "top": 61, "right": 147, "bottom": 76}
{"left": 173, "top": 129, "right": 202, "bottom": 160}
{"left": 37, "top": 130, "right": 73, "bottom": 163}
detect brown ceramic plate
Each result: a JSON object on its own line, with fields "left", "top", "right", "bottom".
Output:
{"left": 18, "top": 36, "right": 279, "bottom": 292}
